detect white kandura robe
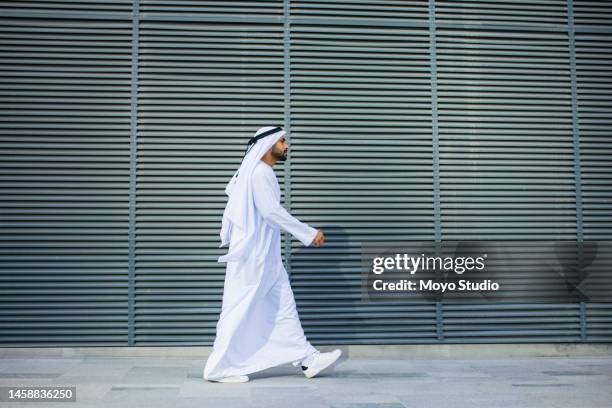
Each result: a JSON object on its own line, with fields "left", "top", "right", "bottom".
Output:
{"left": 203, "top": 160, "right": 319, "bottom": 380}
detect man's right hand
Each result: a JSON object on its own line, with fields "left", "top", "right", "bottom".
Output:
{"left": 311, "top": 230, "right": 325, "bottom": 247}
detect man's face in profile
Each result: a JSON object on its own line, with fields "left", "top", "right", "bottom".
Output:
{"left": 271, "top": 137, "right": 289, "bottom": 161}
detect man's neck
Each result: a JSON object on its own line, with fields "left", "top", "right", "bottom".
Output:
{"left": 260, "top": 155, "right": 276, "bottom": 167}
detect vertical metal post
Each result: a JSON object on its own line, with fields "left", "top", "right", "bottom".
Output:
{"left": 283, "top": 0, "right": 293, "bottom": 279}
{"left": 568, "top": 0, "right": 587, "bottom": 341}
{"left": 128, "top": 0, "right": 140, "bottom": 346}
{"left": 429, "top": 0, "right": 444, "bottom": 341}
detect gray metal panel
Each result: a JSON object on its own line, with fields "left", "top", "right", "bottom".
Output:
{"left": 574, "top": 0, "right": 612, "bottom": 26}
{"left": 291, "top": 0, "right": 429, "bottom": 20}
{"left": 587, "top": 304, "right": 612, "bottom": 341}
{"left": 436, "top": 27, "right": 576, "bottom": 241}
{"left": 0, "top": 9, "right": 133, "bottom": 346}
{"left": 135, "top": 18, "right": 285, "bottom": 345}
{"left": 0, "top": 0, "right": 610, "bottom": 347}
{"left": 435, "top": 3, "right": 594, "bottom": 344}
{"left": 442, "top": 303, "right": 583, "bottom": 343}
{"left": 575, "top": 32, "right": 612, "bottom": 241}
{"left": 436, "top": 1, "right": 568, "bottom": 26}
{"left": 289, "top": 21, "right": 439, "bottom": 344}
{"left": 0, "top": 0, "right": 131, "bottom": 12}
{"left": 575, "top": 27, "right": 612, "bottom": 342}
{"left": 140, "top": 0, "right": 284, "bottom": 17}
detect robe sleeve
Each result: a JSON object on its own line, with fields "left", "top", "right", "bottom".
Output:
{"left": 252, "top": 166, "right": 319, "bottom": 247}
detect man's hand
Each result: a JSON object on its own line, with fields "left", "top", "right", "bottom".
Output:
{"left": 311, "top": 230, "right": 325, "bottom": 247}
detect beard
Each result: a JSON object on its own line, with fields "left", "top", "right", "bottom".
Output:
{"left": 272, "top": 147, "right": 287, "bottom": 162}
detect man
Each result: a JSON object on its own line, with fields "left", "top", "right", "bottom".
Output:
{"left": 203, "top": 126, "right": 342, "bottom": 383}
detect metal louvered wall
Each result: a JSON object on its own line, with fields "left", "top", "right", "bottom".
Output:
{"left": 0, "top": 1, "right": 134, "bottom": 346}
{"left": 0, "top": 0, "right": 610, "bottom": 347}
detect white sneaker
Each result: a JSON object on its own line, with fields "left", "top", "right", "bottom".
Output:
{"left": 301, "top": 349, "right": 342, "bottom": 378}
{"left": 207, "top": 375, "right": 250, "bottom": 383}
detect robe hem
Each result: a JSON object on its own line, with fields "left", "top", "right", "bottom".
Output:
{"left": 204, "top": 347, "right": 316, "bottom": 381}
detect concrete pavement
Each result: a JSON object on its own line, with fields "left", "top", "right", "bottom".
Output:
{"left": 0, "top": 353, "right": 611, "bottom": 407}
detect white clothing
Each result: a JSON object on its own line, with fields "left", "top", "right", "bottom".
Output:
{"left": 204, "top": 161, "right": 319, "bottom": 380}
{"left": 219, "top": 126, "right": 286, "bottom": 261}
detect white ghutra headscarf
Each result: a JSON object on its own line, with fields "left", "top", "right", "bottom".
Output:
{"left": 218, "top": 126, "right": 286, "bottom": 262}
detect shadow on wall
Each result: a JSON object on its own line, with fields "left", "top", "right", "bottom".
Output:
{"left": 289, "top": 225, "right": 363, "bottom": 356}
